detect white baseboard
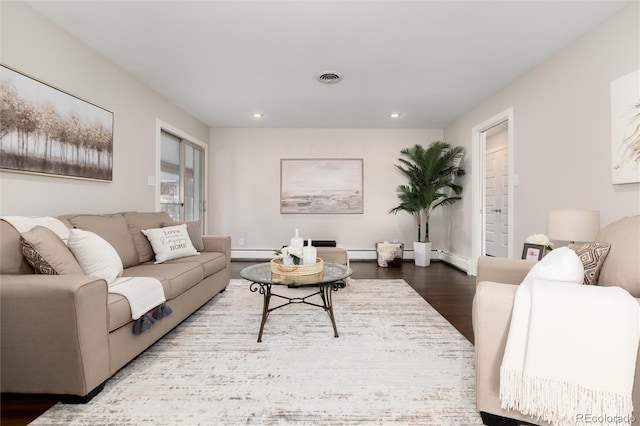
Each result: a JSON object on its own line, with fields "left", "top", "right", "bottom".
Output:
{"left": 232, "top": 248, "right": 443, "bottom": 262}
{"left": 439, "top": 251, "right": 471, "bottom": 274}
{"left": 231, "top": 248, "right": 470, "bottom": 274}
{"left": 232, "top": 249, "right": 277, "bottom": 260}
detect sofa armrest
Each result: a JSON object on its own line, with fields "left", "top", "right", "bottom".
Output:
{"left": 473, "top": 282, "right": 517, "bottom": 413}
{"left": 203, "top": 235, "right": 231, "bottom": 270}
{"left": 202, "top": 235, "right": 231, "bottom": 254}
{"left": 0, "top": 274, "right": 110, "bottom": 397}
{"left": 476, "top": 256, "right": 536, "bottom": 286}
{"left": 473, "top": 281, "right": 555, "bottom": 425}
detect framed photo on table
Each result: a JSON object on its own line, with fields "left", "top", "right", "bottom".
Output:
{"left": 521, "top": 243, "right": 546, "bottom": 261}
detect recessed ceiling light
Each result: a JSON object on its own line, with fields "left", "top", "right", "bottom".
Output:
{"left": 251, "top": 113, "right": 264, "bottom": 118}
{"left": 389, "top": 113, "right": 401, "bottom": 118}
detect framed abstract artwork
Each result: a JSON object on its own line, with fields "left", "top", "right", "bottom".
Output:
{"left": 0, "top": 64, "right": 114, "bottom": 181}
{"left": 280, "top": 158, "right": 364, "bottom": 214}
{"left": 610, "top": 69, "right": 640, "bottom": 184}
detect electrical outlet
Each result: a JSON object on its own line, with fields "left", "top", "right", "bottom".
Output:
{"left": 239, "top": 238, "right": 245, "bottom": 246}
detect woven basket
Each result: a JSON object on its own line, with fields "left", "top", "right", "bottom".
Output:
{"left": 271, "top": 271, "right": 324, "bottom": 284}
{"left": 270, "top": 257, "right": 324, "bottom": 276}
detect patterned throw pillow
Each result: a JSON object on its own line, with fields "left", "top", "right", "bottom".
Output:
{"left": 569, "top": 242, "right": 612, "bottom": 285}
{"left": 20, "top": 226, "right": 84, "bottom": 275}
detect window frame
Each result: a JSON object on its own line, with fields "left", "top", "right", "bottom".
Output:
{"left": 155, "top": 120, "right": 208, "bottom": 232}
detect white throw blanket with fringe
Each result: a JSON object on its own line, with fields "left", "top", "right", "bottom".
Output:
{"left": 109, "top": 277, "right": 166, "bottom": 320}
{"left": 1, "top": 216, "right": 70, "bottom": 241}
{"left": 500, "top": 248, "right": 640, "bottom": 425}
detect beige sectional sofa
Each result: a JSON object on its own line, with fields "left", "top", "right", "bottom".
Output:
{"left": 473, "top": 215, "right": 640, "bottom": 425}
{"left": 0, "top": 211, "right": 230, "bottom": 402}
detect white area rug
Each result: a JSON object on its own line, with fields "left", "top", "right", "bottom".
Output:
{"left": 33, "top": 279, "right": 481, "bottom": 425}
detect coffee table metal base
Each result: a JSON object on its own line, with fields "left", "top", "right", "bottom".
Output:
{"left": 249, "top": 281, "right": 340, "bottom": 343}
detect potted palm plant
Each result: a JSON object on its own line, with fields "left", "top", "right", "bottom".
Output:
{"left": 389, "top": 141, "right": 466, "bottom": 266}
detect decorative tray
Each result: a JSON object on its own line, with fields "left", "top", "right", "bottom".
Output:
{"left": 270, "top": 257, "right": 324, "bottom": 276}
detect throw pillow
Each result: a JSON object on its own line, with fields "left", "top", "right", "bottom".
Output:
{"left": 160, "top": 220, "right": 204, "bottom": 252}
{"left": 67, "top": 228, "right": 123, "bottom": 284}
{"left": 67, "top": 214, "right": 139, "bottom": 268}
{"left": 569, "top": 242, "right": 611, "bottom": 285}
{"left": 521, "top": 246, "right": 584, "bottom": 287}
{"left": 19, "top": 226, "right": 84, "bottom": 275}
{"left": 142, "top": 224, "right": 199, "bottom": 264}
{"left": 124, "top": 211, "right": 173, "bottom": 263}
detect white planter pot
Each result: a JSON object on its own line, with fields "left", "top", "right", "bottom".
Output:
{"left": 413, "top": 241, "right": 432, "bottom": 267}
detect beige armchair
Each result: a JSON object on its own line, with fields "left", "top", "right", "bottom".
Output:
{"left": 473, "top": 215, "right": 640, "bottom": 425}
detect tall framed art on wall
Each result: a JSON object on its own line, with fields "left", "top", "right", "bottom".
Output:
{"left": 610, "top": 69, "right": 640, "bottom": 184}
{"left": 0, "top": 64, "right": 114, "bottom": 181}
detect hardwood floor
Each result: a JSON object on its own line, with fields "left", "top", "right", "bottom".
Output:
{"left": 1, "top": 260, "right": 477, "bottom": 426}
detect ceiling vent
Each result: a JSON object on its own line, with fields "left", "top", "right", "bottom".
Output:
{"left": 316, "top": 70, "right": 343, "bottom": 84}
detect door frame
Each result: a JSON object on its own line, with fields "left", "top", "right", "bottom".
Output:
{"left": 470, "top": 108, "right": 514, "bottom": 275}
{"left": 155, "top": 119, "right": 208, "bottom": 232}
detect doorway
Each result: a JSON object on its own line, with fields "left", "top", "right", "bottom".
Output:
{"left": 470, "top": 108, "right": 514, "bottom": 275}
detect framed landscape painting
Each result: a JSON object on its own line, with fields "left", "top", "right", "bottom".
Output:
{"left": 0, "top": 64, "right": 113, "bottom": 181}
{"left": 281, "top": 158, "right": 364, "bottom": 214}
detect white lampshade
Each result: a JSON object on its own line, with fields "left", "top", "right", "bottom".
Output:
{"left": 548, "top": 210, "right": 600, "bottom": 242}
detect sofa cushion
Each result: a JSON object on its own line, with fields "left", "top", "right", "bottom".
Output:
{"left": 164, "top": 252, "right": 226, "bottom": 278}
{"left": 596, "top": 215, "right": 640, "bottom": 297}
{"left": 123, "top": 212, "right": 173, "bottom": 263}
{"left": 161, "top": 220, "right": 204, "bottom": 252}
{"left": 66, "top": 214, "right": 139, "bottom": 268}
{"left": 142, "top": 224, "right": 199, "bottom": 263}
{"left": 19, "top": 226, "right": 84, "bottom": 275}
{"left": 569, "top": 242, "right": 611, "bottom": 286}
{"left": 68, "top": 228, "right": 123, "bottom": 284}
{"left": 122, "top": 261, "right": 204, "bottom": 300}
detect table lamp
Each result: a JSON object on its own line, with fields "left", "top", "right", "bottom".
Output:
{"left": 548, "top": 209, "right": 600, "bottom": 244}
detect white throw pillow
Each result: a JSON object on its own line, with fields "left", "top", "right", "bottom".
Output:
{"left": 522, "top": 246, "right": 584, "bottom": 287}
{"left": 141, "top": 224, "right": 199, "bottom": 264}
{"left": 67, "top": 228, "right": 123, "bottom": 284}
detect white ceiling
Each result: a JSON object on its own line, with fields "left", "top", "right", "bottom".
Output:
{"left": 26, "top": 1, "right": 630, "bottom": 129}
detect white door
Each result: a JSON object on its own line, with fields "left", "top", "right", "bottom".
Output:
{"left": 484, "top": 131, "right": 509, "bottom": 257}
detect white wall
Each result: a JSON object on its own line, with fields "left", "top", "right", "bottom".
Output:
{"left": 4, "top": 1, "right": 636, "bottom": 268}
{"left": 0, "top": 1, "right": 209, "bottom": 216}
{"left": 209, "top": 128, "right": 446, "bottom": 257}
{"left": 444, "top": 2, "right": 640, "bottom": 263}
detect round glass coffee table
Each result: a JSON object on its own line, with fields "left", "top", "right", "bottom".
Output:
{"left": 240, "top": 262, "right": 352, "bottom": 342}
